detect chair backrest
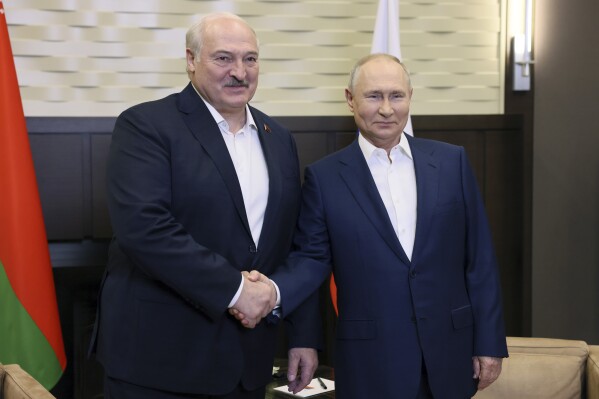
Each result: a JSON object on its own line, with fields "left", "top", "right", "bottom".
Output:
{"left": 474, "top": 336, "right": 589, "bottom": 399}
{"left": 0, "top": 364, "right": 56, "bottom": 399}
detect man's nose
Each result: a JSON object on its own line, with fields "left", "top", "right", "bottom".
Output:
{"left": 230, "top": 59, "right": 246, "bottom": 80}
{"left": 379, "top": 98, "right": 393, "bottom": 116}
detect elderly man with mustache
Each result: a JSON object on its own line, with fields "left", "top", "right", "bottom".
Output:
{"left": 89, "top": 12, "right": 320, "bottom": 399}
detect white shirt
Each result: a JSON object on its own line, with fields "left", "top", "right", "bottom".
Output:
{"left": 358, "top": 133, "right": 417, "bottom": 260}
{"left": 195, "top": 93, "right": 270, "bottom": 307}
{"left": 201, "top": 101, "right": 269, "bottom": 246}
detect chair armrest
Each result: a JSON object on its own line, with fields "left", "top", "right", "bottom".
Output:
{"left": 474, "top": 337, "right": 589, "bottom": 399}
{"left": 0, "top": 364, "right": 56, "bottom": 399}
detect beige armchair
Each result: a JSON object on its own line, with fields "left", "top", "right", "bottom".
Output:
{"left": 589, "top": 345, "right": 599, "bottom": 399}
{"left": 0, "top": 363, "right": 56, "bottom": 399}
{"left": 474, "top": 337, "right": 599, "bottom": 399}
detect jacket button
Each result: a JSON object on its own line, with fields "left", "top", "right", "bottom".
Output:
{"left": 249, "top": 244, "right": 257, "bottom": 253}
{"left": 409, "top": 270, "right": 417, "bottom": 278}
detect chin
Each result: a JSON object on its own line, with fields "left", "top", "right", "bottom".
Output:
{"left": 223, "top": 96, "right": 250, "bottom": 107}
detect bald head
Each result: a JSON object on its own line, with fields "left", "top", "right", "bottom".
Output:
{"left": 348, "top": 53, "right": 412, "bottom": 92}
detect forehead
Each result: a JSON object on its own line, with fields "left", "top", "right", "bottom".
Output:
{"left": 202, "top": 19, "right": 258, "bottom": 54}
{"left": 356, "top": 59, "right": 409, "bottom": 91}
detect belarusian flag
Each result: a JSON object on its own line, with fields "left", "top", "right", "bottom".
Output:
{"left": 0, "top": 1, "right": 66, "bottom": 389}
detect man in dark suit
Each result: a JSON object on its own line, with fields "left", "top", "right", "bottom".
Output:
{"left": 89, "top": 12, "right": 319, "bottom": 399}
{"left": 238, "top": 53, "right": 508, "bottom": 398}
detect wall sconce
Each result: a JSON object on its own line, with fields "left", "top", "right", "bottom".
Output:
{"left": 513, "top": 0, "right": 534, "bottom": 91}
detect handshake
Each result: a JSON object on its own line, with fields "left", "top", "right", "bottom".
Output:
{"left": 230, "top": 270, "right": 276, "bottom": 328}
{"left": 230, "top": 271, "right": 320, "bottom": 395}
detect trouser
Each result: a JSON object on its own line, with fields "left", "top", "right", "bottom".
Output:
{"left": 104, "top": 376, "right": 266, "bottom": 399}
{"left": 415, "top": 362, "right": 434, "bottom": 399}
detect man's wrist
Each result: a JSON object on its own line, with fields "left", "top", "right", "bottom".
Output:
{"left": 228, "top": 275, "right": 244, "bottom": 308}
{"left": 270, "top": 279, "right": 281, "bottom": 308}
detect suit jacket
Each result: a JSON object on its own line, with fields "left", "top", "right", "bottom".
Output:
{"left": 272, "top": 136, "right": 508, "bottom": 399}
{"left": 89, "top": 83, "right": 321, "bottom": 395}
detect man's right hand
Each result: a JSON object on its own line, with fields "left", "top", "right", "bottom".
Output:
{"left": 231, "top": 271, "right": 276, "bottom": 328}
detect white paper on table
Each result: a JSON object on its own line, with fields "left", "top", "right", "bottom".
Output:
{"left": 273, "top": 378, "right": 335, "bottom": 397}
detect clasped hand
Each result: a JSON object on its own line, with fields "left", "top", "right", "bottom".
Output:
{"left": 230, "top": 270, "right": 275, "bottom": 328}
{"left": 230, "top": 272, "right": 320, "bottom": 394}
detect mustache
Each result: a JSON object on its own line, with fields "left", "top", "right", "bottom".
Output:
{"left": 224, "top": 78, "right": 249, "bottom": 88}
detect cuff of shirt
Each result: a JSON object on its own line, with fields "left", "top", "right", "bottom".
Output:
{"left": 271, "top": 279, "right": 281, "bottom": 308}
{"left": 228, "top": 276, "right": 244, "bottom": 308}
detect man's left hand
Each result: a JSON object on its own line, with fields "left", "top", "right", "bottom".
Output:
{"left": 287, "top": 348, "right": 318, "bottom": 394}
{"left": 472, "top": 356, "right": 503, "bottom": 390}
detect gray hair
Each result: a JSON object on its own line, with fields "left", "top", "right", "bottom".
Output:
{"left": 348, "top": 53, "right": 412, "bottom": 92}
{"left": 185, "top": 12, "right": 258, "bottom": 61}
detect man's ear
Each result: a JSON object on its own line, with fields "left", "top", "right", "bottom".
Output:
{"left": 345, "top": 88, "right": 355, "bottom": 112}
{"left": 186, "top": 49, "right": 195, "bottom": 73}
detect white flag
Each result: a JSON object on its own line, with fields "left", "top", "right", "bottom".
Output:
{"left": 371, "top": 0, "right": 414, "bottom": 136}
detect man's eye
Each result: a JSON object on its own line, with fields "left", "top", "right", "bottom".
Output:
{"left": 213, "top": 56, "right": 232, "bottom": 65}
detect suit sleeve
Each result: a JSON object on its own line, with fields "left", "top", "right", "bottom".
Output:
{"left": 284, "top": 290, "right": 324, "bottom": 350}
{"left": 272, "top": 165, "right": 333, "bottom": 318}
{"left": 461, "top": 148, "right": 508, "bottom": 357}
{"left": 107, "top": 107, "right": 241, "bottom": 321}
{"left": 272, "top": 167, "right": 331, "bottom": 350}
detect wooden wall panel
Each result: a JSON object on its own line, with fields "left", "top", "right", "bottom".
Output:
{"left": 30, "top": 133, "right": 84, "bottom": 240}
{"left": 91, "top": 134, "right": 112, "bottom": 238}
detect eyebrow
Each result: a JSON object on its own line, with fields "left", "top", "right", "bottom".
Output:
{"left": 211, "top": 50, "right": 259, "bottom": 57}
{"left": 363, "top": 89, "right": 406, "bottom": 96}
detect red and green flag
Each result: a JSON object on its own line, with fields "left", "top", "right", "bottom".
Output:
{"left": 0, "top": 1, "right": 66, "bottom": 389}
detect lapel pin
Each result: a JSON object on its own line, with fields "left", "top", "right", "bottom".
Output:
{"left": 263, "top": 123, "right": 271, "bottom": 133}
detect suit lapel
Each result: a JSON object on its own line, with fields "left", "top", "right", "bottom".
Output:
{"left": 177, "top": 83, "right": 252, "bottom": 238}
{"left": 407, "top": 135, "right": 440, "bottom": 266}
{"left": 338, "top": 141, "right": 410, "bottom": 265}
{"left": 250, "top": 108, "right": 282, "bottom": 243}
{"left": 250, "top": 109, "right": 283, "bottom": 256}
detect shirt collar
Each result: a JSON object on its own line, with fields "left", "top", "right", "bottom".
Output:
{"left": 191, "top": 83, "right": 257, "bottom": 133}
{"left": 358, "top": 132, "right": 413, "bottom": 162}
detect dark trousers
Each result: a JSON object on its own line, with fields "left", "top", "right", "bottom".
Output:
{"left": 104, "top": 376, "right": 266, "bottom": 399}
{"left": 415, "top": 365, "right": 434, "bottom": 399}
{"left": 415, "top": 362, "right": 474, "bottom": 399}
